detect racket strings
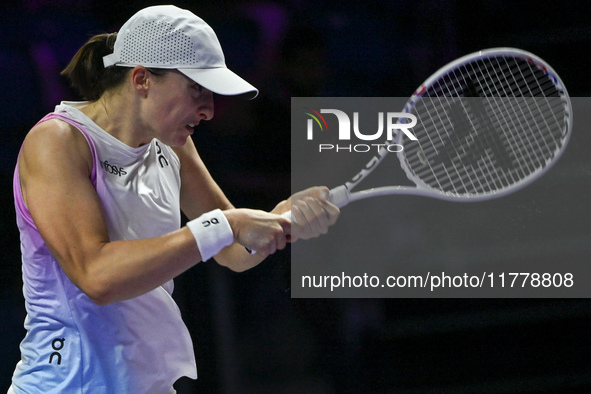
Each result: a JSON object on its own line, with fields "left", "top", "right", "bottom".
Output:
{"left": 401, "top": 54, "right": 569, "bottom": 196}
{"left": 483, "top": 58, "right": 548, "bottom": 185}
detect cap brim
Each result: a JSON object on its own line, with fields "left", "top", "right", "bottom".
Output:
{"left": 179, "top": 67, "right": 258, "bottom": 99}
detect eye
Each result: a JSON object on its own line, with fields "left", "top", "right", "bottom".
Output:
{"left": 193, "top": 83, "right": 203, "bottom": 93}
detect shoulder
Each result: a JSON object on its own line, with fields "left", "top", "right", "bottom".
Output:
{"left": 25, "top": 118, "right": 89, "bottom": 149}
{"left": 21, "top": 118, "right": 93, "bottom": 176}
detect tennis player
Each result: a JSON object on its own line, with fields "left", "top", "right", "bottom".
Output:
{"left": 9, "top": 5, "right": 339, "bottom": 393}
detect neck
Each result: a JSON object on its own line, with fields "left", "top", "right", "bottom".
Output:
{"left": 81, "top": 94, "right": 151, "bottom": 148}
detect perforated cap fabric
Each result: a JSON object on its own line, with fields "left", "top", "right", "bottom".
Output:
{"left": 103, "top": 5, "right": 258, "bottom": 98}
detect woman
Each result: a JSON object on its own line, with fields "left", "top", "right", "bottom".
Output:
{"left": 9, "top": 5, "right": 339, "bottom": 393}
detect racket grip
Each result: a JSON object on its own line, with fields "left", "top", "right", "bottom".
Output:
{"left": 263, "top": 185, "right": 347, "bottom": 228}
{"left": 245, "top": 188, "right": 348, "bottom": 255}
{"left": 327, "top": 184, "right": 350, "bottom": 208}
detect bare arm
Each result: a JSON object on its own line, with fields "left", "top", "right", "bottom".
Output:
{"left": 19, "top": 120, "right": 207, "bottom": 304}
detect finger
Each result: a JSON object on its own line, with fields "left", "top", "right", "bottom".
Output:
{"left": 272, "top": 218, "right": 289, "bottom": 251}
{"left": 289, "top": 186, "right": 329, "bottom": 206}
{"left": 294, "top": 199, "right": 320, "bottom": 237}
{"left": 253, "top": 236, "right": 275, "bottom": 256}
{"left": 279, "top": 214, "right": 292, "bottom": 242}
{"left": 317, "top": 198, "right": 341, "bottom": 225}
{"left": 306, "top": 198, "right": 331, "bottom": 235}
{"left": 276, "top": 230, "right": 287, "bottom": 250}
{"left": 295, "top": 197, "right": 326, "bottom": 237}
{"left": 291, "top": 205, "right": 313, "bottom": 240}
{"left": 309, "top": 186, "right": 330, "bottom": 201}
{"left": 279, "top": 214, "right": 291, "bottom": 233}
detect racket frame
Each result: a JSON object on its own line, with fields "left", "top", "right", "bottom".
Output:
{"left": 329, "top": 48, "right": 572, "bottom": 208}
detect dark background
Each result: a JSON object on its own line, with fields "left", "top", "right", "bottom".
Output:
{"left": 1, "top": 0, "right": 590, "bottom": 392}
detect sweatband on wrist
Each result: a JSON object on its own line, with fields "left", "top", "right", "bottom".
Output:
{"left": 187, "top": 209, "right": 234, "bottom": 261}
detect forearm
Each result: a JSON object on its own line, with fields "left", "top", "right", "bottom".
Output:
{"left": 75, "top": 227, "right": 200, "bottom": 305}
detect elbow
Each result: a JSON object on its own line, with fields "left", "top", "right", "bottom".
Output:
{"left": 56, "top": 253, "right": 120, "bottom": 305}
{"left": 76, "top": 276, "right": 118, "bottom": 306}
{"left": 86, "top": 291, "right": 114, "bottom": 306}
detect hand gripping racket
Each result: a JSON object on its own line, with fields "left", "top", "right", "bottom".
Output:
{"left": 293, "top": 47, "right": 572, "bottom": 215}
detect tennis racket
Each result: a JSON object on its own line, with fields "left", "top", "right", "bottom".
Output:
{"left": 295, "top": 47, "right": 572, "bottom": 213}
{"left": 248, "top": 48, "right": 571, "bottom": 253}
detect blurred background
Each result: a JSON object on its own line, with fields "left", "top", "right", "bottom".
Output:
{"left": 1, "top": 0, "right": 590, "bottom": 392}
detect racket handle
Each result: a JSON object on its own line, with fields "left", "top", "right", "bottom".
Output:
{"left": 327, "top": 184, "right": 350, "bottom": 208}
{"left": 270, "top": 185, "right": 348, "bottom": 226}
{"left": 246, "top": 187, "right": 349, "bottom": 254}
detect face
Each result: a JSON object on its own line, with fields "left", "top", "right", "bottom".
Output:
{"left": 141, "top": 69, "right": 214, "bottom": 147}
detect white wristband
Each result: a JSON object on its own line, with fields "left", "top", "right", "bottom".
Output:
{"left": 187, "top": 209, "right": 234, "bottom": 261}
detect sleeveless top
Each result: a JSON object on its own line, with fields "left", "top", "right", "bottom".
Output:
{"left": 11, "top": 102, "right": 197, "bottom": 393}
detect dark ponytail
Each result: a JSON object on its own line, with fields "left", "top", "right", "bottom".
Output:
{"left": 61, "top": 33, "right": 130, "bottom": 101}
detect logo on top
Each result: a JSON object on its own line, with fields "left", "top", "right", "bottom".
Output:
{"left": 303, "top": 107, "right": 418, "bottom": 142}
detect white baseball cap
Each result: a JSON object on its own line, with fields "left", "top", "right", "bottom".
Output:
{"left": 103, "top": 5, "right": 258, "bottom": 98}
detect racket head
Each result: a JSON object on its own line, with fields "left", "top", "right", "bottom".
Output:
{"left": 395, "top": 48, "right": 572, "bottom": 201}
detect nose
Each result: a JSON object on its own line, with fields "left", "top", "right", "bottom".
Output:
{"left": 198, "top": 89, "right": 214, "bottom": 121}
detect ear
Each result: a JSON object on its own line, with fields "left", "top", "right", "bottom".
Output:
{"left": 131, "top": 66, "right": 150, "bottom": 96}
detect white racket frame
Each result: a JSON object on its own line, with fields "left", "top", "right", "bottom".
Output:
{"left": 327, "top": 48, "right": 572, "bottom": 208}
